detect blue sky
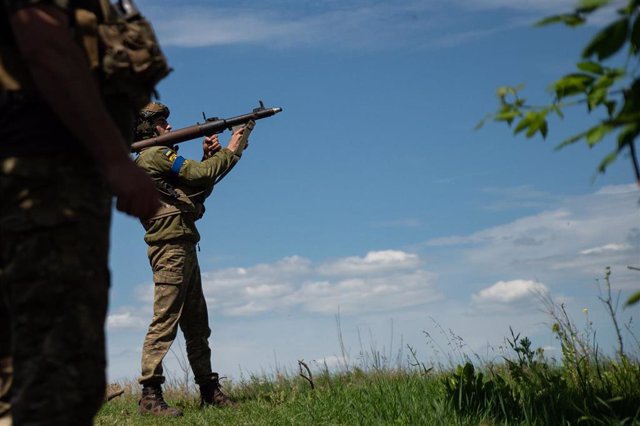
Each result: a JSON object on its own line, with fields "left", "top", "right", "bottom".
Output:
{"left": 107, "top": 0, "right": 639, "bottom": 383}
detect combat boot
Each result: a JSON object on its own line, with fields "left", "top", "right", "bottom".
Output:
{"left": 138, "top": 385, "right": 183, "bottom": 417}
{"left": 199, "top": 373, "right": 236, "bottom": 408}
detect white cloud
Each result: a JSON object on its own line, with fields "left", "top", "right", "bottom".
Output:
{"left": 145, "top": 3, "right": 440, "bottom": 49}
{"left": 425, "top": 184, "right": 640, "bottom": 289}
{"left": 317, "top": 250, "right": 421, "bottom": 276}
{"left": 107, "top": 311, "right": 147, "bottom": 329}
{"left": 287, "top": 270, "right": 441, "bottom": 314}
{"left": 224, "top": 301, "right": 270, "bottom": 316}
{"left": 472, "top": 279, "right": 549, "bottom": 305}
{"left": 245, "top": 283, "right": 290, "bottom": 297}
{"left": 132, "top": 250, "right": 440, "bottom": 317}
{"left": 580, "top": 243, "right": 633, "bottom": 255}
{"left": 126, "top": 250, "right": 442, "bottom": 318}
{"left": 140, "top": 0, "right": 592, "bottom": 50}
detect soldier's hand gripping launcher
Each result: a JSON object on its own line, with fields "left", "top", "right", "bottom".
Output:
{"left": 130, "top": 101, "right": 283, "bottom": 152}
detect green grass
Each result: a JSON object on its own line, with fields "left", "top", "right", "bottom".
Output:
{"left": 97, "top": 370, "right": 502, "bottom": 426}
{"left": 96, "top": 355, "right": 640, "bottom": 425}
{"left": 97, "top": 272, "right": 640, "bottom": 425}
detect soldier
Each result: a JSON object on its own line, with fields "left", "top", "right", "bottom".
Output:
{"left": 0, "top": 0, "right": 162, "bottom": 424}
{"left": 134, "top": 102, "right": 250, "bottom": 416}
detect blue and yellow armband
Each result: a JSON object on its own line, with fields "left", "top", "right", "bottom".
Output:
{"left": 163, "top": 148, "right": 187, "bottom": 176}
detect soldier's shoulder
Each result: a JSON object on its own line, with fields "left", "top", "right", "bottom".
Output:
{"left": 137, "top": 146, "right": 175, "bottom": 168}
{"left": 139, "top": 146, "right": 176, "bottom": 159}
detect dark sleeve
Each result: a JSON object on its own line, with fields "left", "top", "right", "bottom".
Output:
{"left": 0, "top": 2, "right": 14, "bottom": 43}
{"left": 4, "top": 0, "right": 70, "bottom": 13}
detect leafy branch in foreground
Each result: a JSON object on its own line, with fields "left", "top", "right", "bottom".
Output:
{"left": 478, "top": 0, "right": 640, "bottom": 184}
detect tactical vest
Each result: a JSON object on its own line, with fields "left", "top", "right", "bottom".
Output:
{"left": 143, "top": 181, "right": 207, "bottom": 224}
{"left": 0, "top": 0, "right": 170, "bottom": 110}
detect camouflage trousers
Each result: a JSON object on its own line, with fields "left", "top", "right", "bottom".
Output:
{"left": 139, "top": 241, "right": 214, "bottom": 386}
{"left": 0, "top": 156, "right": 111, "bottom": 426}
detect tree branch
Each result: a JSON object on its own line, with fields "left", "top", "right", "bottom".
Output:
{"left": 298, "top": 360, "right": 315, "bottom": 390}
{"left": 629, "top": 140, "right": 640, "bottom": 186}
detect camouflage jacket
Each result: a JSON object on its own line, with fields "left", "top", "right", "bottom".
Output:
{"left": 135, "top": 146, "right": 239, "bottom": 244}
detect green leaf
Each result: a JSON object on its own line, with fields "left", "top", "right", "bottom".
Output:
{"left": 577, "top": 61, "right": 605, "bottom": 75}
{"left": 526, "top": 120, "right": 543, "bottom": 138}
{"left": 586, "top": 124, "right": 611, "bottom": 146}
{"left": 593, "top": 73, "right": 620, "bottom": 91}
{"left": 512, "top": 111, "right": 549, "bottom": 139}
{"left": 540, "top": 121, "right": 549, "bottom": 139}
{"left": 614, "top": 113, "right": 640, "bottom": 126}
{"left": 597, "top": 150, "right": 618, "bottom": 172}
{"left": 553, "top": 73, "right": 595, "bottom": 99}
{"left": 587, "top": 87, "right": 608, "bottom": 109}
{"left": 582, "top": 18, "right": 630, "bottom": 60}
{"left": 514, "top": 114, "right": 533, "bottom": 135}
{"left": 578, "top": 0, "right": 611, "bottom": 9}
{"left": 626, "top": 291, "right": 640, "bottom": 307}
{"left": 536, "top": 14, "right": 585, "bottom": 27}
{"left": 605, "top": 100, "right": 617, "bottom": 116}
{"left": 616, "top": 124, "right": 640, "bottom": 151}
{"left": 556, "top": 130, "right": 589, "bottom": 150}
{"left": 605, "top": 67, "right": 625, "bottom": 79}
{"left": 474, "top": 118, "right": 487, "bottom": 131}
{"left": 526, "top": 111, "right": 549, "bottom": 138}
{"left": 495, "top": 109, "right": 521, "bottom": 125}
{"left": 612, "top": 81, "right": 640, "bottom": 123}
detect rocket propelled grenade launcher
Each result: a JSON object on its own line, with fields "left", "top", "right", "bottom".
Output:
{"left": 131, "top": 101, "right": 283, "bottom": 152}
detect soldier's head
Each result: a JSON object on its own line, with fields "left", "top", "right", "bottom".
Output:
{"left": 135, "top": 102, "right": 171, "bottom": 141}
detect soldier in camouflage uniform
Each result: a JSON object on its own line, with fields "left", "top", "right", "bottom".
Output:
{"left": 0, "top": 0, "right": 160, "bottom": 424}
{"left": 134, "top": 103, "right": 250, "bottom": 416}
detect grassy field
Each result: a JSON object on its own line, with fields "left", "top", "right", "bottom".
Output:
{"left": 97, "top": 356, "right": 640, "bottom": 425}
{"left": 97, "top": 342, "right": 640, "bottom": 425}
{"left": 97, "top": 275, "right": 640, "bottom": 425}
{"left": 98, "top": 370, "right": 456, "bottom": 426}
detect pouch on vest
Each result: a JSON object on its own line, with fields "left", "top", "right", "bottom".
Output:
{"left": 75, "top": 0, "right": 172, "bottom": 110}
{"left": 0, "top": 0, "right": 171, "bottom": 111}
{"left": 143, "top": 185, "right": 201, "bottom": 226}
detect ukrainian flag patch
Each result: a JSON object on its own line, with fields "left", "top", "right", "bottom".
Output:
{"left": 163, "top": 148, "right": 177, "bottom": 163}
